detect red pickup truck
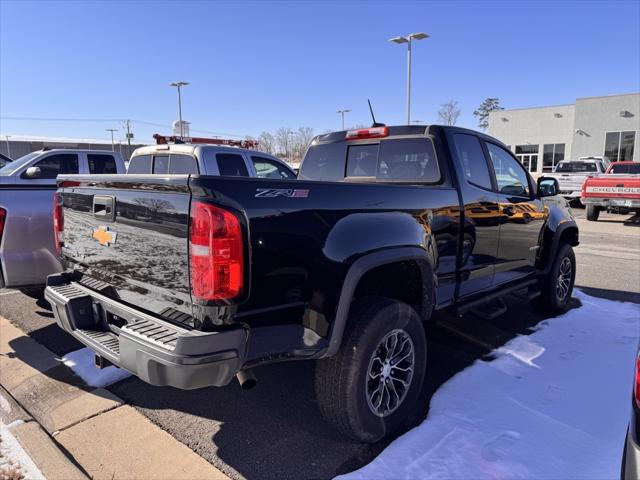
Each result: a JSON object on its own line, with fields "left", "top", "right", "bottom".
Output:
{"left": 581, "top": 161, "right": 640, "bottom": 221}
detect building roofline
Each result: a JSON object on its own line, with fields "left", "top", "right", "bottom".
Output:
{"left": 491, "top": 91, "right": 639, "bottom": 114}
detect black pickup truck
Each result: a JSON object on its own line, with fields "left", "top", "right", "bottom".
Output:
{"left": 45, "top": 125, "right": 578, "bottom": 442}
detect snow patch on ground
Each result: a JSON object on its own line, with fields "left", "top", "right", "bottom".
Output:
{"left": 62, "top": 348, "right": 131, "bottom": 388}
{"left": 0, "top": 420, "right": 45, "bottom": 480}
{"left": 339, "top": 290, "right": 640, "bottom": 480}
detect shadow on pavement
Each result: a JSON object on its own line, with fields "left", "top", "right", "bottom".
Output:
{"left": 9, "top": 288, "right": 621, "bottom": 480}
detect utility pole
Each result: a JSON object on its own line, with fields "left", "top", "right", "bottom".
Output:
{"left": 170, "top": 81, "right": 189, "bottom": 138}
{"left": 4, "top": 135, "right": 11, "bottom": 158}
{"left": 389, "top": 32, "right": 430, "bottom": 125}
{"left": 106, "top": 129, "right": 118, "bottom": 151}
{"left": 124, "top": 120, "right": 133, "bottom": 160}
{"left": 336, "top": 109, "right": 351, "bottom": 130}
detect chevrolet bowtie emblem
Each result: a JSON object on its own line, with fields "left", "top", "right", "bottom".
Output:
{"left": 92, "top": 226, "right": 117, "bottom": 246}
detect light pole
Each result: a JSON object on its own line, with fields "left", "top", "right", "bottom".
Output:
{"left": 336, "top": 109, "right": 351, "bottom": 130}
{"left": 106, "top": 129, "right": 118, "bottom": 151}
{"left": 389, "top": 32, "right": 429, "bottom": 125}
{"left": 170, "top": 81, "right": 189, "bottom": 138}
{"left": 4, "top": 135, "right": 11, "bottom": 158}
{"left": 286, "top": 130, "right": 295, "bottom": 161}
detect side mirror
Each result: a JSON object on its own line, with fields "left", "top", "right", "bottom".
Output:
{"left": 22, "top": 166, "right": 42, "bottom": 179}
{"left": 537, "top": 177, "right": 559, "bottom": 197}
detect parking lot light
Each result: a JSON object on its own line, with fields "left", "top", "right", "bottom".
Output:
{"left": 336, "top": 109, "right": 351, "bottom": 130}
{"left": 389, "top": 32, "right": 430, "bottom": 125}
{"left": 170, "top": 81, "right": 190, "bottom": 138}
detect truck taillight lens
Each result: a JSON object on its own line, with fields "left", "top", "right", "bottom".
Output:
{"left": 189, "top": 201, "right": 244, "bottom": 300}
{"left": 53, "top": 192, "right": 64, "bottom": 256}
{"left": 0, "top": 207, "right": 6, "bottom": 243}
{"left": 635, "top": 352, "right": 640, "bottom": 410}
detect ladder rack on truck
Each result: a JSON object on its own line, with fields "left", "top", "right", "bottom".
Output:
{"left": 153, "top": 133, "right": 259, "bottom": 149}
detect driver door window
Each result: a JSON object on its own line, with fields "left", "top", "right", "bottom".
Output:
{"left": 251, "top": 156, "right": 295, "bottom": 179}
{"left": 33, "top": 154, "right": 79, "bottom": 179}
{"left": 486, "top": 143, "right": 530, "bottom": 197}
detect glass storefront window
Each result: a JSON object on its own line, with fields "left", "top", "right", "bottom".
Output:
{"left": 605, "top": 131, "right": 636, "bottom": 161}
{"left": 543, "top": 144, "right": 565, "bottom": 172}
{"left": 515, "top": 144, "right": 539, "bottom": 173}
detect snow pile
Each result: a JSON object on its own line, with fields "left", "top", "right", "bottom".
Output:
{"left": 339, "top": 290, "right": 640, "bottom": 480}
{"left": 0, "top": 421, "right": 45, "bottom": 480}
{"left": 62, "top": 348, "right": 131, "bottom": 388}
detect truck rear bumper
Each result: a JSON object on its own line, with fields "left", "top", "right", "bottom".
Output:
{"left": 44, "top": 274, "right": 248, "bottom": 390}
{"left": 581, "top": 197, "right": 640, "bottom": 209}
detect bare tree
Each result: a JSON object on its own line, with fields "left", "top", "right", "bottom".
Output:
{"left": 293, "top": 127, "right": 314, "bottom": 160}
{"left": 275, "top": 127, "right": 293, "bottom": 159}
{"left": 438, "top": 100, "right": 461, "bottom": 126}
{"left": 257, "top": 131, "right": 275, "bottom": 154}
{"left": 473, "top": 98, "right": 504, "bottom": 130}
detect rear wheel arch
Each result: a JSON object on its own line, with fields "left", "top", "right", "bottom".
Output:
{"left": 324, "top": 247, "right": 435, "bottom": 358}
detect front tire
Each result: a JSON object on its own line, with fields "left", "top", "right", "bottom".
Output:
{"left": 586, "top": 205, "right": 600, "bottom": 221}
{"left": 315, "top": 297, "right": 427, "bottom": 443}
{"left": 532, "top": 243, "right": 576, "bottom": 313}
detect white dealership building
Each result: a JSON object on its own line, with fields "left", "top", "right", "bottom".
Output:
{"left": 488, "top": 92, "right": 639, "bottom": 174}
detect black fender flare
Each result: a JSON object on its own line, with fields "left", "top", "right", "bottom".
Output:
{"left": 322, "top": 246, "right": 435, "bottom": 358}
{"left": 541, "top": 220, "right": 579, "bottom": 275}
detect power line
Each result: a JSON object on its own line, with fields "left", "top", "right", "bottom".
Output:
{"left": 1, "top": 116, "right": 247, "bottom": 139}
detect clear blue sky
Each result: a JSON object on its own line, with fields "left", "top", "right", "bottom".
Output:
{"left": 1, "top": 0, "right": 639, "bottom": 144}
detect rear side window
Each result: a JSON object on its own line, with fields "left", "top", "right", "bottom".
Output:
{"left": 452, "top": 134, "right": 492, "bottom": 190}
{"left": 610, "top": 163, "right": 640, "bottom": 174}
{"left": 88, "top": 154, "right": 117, "bottom": 174}
{"left": 377, "top": 138, "right": 439, "bottom": 183}
{"left": 153, "top": 155, "right": 169, "bottom": 174}
{"left": 217, "top": 154, "right": 249, "bottom": 176}
{"left": 299, "top": 143, "right": 345, "bottom": 181}
{"left": 169, "top": 154, "right": 198, "bottom": 174}
{"left": 127, "top": 155, "right": 152, "bottom": 174}
{"left": 33, "top": 154, "right": 79, "bottom": 179}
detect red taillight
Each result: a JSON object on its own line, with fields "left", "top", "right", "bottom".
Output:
{"left": 53, "top": 192, "right": 64, "bottom": 256}
{"left": 635, "top": 352, "right": 640, "bottom": 409}
{"left": 0, "top": 207, "right": 6, "bottom": 243}
{"left": 189, "top": 201, "right": 244, "bottom": 300}
{"left": 345, "top": 127, "right": 389, "bottom": 140}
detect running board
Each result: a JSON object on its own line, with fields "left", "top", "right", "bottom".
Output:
{"left": 453, "top": 278, "right": 538, "bottom": 317}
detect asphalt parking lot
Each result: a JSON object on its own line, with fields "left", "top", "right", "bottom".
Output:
{"left": 1, "top": 208, "right": 639, "bottom": 480}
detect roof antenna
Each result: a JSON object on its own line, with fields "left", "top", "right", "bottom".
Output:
{"left": 368, "top": 99, "right": 385, "bottom": 128}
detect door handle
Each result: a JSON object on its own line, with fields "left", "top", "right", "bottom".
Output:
{"left": 93, "top": 195, "right": 115, "bottom": 222}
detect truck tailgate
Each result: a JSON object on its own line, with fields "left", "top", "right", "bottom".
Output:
{"left": 58, "top": 175, "right": 193, "bottom": 325}
{"left": 583, "top": 175, "right": 640, "bottom": 199}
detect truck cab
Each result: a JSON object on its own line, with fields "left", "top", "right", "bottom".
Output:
{"left": 127, "top": 143, "right": 296, "bottom": 179}
{"left": 0, "top": 149, "right": 125, "bottom": 288}
{"left": 548, "top": 157, "right": 608, "bottom": 200}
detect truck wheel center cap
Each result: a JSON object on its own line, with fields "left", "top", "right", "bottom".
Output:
{"left": 382, "top": 362, "right": 392, "bottom": 378}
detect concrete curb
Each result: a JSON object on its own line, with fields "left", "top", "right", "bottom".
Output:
{"left": 0, "top": 315, "right": 228, "bottom": 480}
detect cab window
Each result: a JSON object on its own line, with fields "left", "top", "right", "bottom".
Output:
{"left": 251, "top": 156, "right": 295, "bottom": 179}
{"left": 169, "top": 154, "right": 198, "bottom": 174}
{"left": 32, "top": 153, "right": 79, "bottom": 179}
{"left": 88, "top": 154, "right": 117, "bottom": 174}
{"left": 217, "top": 153, "right": 249, "bottom": 176}
{"left": 127, "top": 155, "right": 152, "bottom": 174}
{"left": 486, "top": 143, "right": 530, "bottom": 196}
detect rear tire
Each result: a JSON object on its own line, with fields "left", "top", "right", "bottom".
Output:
{"left": 315, "top": 297, "right": 427, "bottom": 443}
{"left": 586, "top": 205, "right": 600, "bottom": 221}
{"left": 532, "top": 243, "right": 576, "bottom": 314}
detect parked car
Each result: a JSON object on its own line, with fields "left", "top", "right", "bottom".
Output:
{"left": 45, "top": 125, "right": 578, "bottom": 442}
{"left": 0, "top": 153, "right": 12, "bottom": 169}
{"left": 127, "top": 143, "right": 296, "bottom": 179}
{"left": 581, "top": 161, "right": 640, "bottom": 221}
{"left": 546, "top": 157, "right": 609, "bottom": 201}
{"left": 621, "top": 344, "right": 640, "bottom": 479}
{"left": 0, "top": 149, "right": 125, "bottom": 288}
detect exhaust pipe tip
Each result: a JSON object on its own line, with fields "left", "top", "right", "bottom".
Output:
{"left": 236, "top": 369, "right": 257, "bottom": 390}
